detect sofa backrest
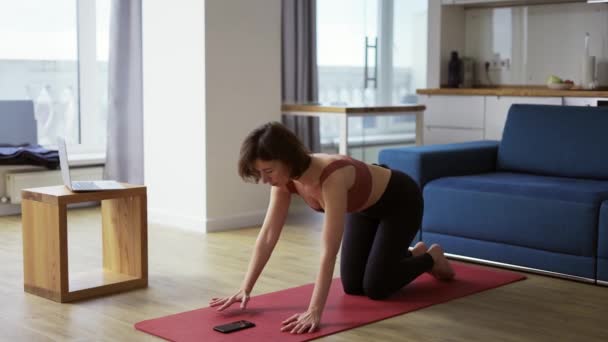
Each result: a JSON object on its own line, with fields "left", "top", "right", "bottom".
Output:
{"left": 497, "top": 104, "right": 608, "bottom": 180}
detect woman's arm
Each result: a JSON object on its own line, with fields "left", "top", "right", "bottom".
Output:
{"left": 308, "top": 172, "right": 347, "bottom": 312}
{"left": 281, "top": 171, "right": 348, "bottom": 333}
{"left": 241, "top": 185, "right": 292, "bottom": 294}
{"left": 211, "top": 185, "right": 291, "bottom": 311}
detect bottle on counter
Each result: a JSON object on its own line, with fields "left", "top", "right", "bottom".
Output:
{"left": 448, "top": 51, "right": 462, "bottom": 88}
{"left": 581, "top": 33, "right": 597, "bottom": 90}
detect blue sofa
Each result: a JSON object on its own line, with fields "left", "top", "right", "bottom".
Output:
{"left": 379, "top": 104, "right": 608, "bottom": 284}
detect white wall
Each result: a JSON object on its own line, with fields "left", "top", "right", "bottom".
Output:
{"left": 205, "top": 0, "right": 281, "bottom": 231}
{"left": 143, "top": 0, "right": 206, "bottom": 231}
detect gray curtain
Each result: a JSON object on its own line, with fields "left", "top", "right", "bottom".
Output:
{"left": 282, "top": 0, "right": 321, "bottom": 152}
{"left": 104, "top": 0, "right": 144, "bottom": 184}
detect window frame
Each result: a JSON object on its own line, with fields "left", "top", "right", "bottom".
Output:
{"left": 72, "top": 0, "right": 107, "bottom": 155}
{"left": 42, "top": 0, "right": 106, "bottom": 156}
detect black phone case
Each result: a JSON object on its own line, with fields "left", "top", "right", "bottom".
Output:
{"left": 213, "top": 320, "right": 256, "bottom": 333}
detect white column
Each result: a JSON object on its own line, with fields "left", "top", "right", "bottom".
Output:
{"left": 204, "top": 0, "right": 281, "bottom": 231}
{"left": 143, "top": 0, "right": 206, "bottom": 231}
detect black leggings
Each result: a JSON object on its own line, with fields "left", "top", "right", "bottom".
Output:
{"left": 340, "top": 168, "right": 434, "bottom": 300}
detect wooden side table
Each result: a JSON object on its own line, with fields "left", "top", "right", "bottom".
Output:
{"left": 21, "top": 184, "right": 147, "bottom": 302}
{"left": 281, "top": 103, "right": 426, "bottom": 155}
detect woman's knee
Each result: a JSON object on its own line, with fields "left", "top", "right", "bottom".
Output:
{"left": 343, "top": 280, "right": 388, "bottom": 299}
{"left": 341, "top": 279, "right": 365, "bottom": 296}
{"left": 363, "top": 285, "right": 390, "bottom": 300}
{"left": 363, "top": 279, "right": 391, "bottom": 300}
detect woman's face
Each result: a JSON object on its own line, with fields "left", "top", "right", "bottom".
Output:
{"left": 254, "top": 159, "right": 291, "bottom": 187}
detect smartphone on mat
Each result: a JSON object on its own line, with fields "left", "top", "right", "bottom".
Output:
{"left": 213, "top": 320, "right": 256, "bottom": 334}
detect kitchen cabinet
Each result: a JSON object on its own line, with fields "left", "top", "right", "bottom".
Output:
{"left": 419, "top": 95, "right": 485, "bottom": 145}
{"left": 484, "top": 96, "right": 562, "bottom": 140}
{"left": 422, "top": 95, "right": 485, "bottom": 128}
{"left": 562, "top": 97, "right": 608, "bottom": 107}
{"left": 419, "top": 93, "right": 607, "bottom": 145}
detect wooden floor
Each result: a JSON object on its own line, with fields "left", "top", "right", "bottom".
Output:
{"left": 1, "top": 207, "right": 608, "bottom": 341}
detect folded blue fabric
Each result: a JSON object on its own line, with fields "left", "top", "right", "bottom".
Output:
{"left": 0, "top": 144, "right": 59, "bottom": 169}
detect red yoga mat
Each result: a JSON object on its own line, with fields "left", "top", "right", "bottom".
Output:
{"left": 135, "top": 262, "right": 525, "bottom": 341}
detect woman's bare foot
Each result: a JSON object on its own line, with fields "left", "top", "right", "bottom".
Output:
{"left": 409, "top": 241, "right": 427, "bottom": 257}
{"left": 427, "top": 244, "right": 455, "bottom": 280}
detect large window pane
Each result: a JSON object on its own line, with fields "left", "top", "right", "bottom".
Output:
{"left": 317, "top": 0, "right": 377, "bottom": 106}
{"left": 393, "top": 0, "right": 427, "bottom": 105}
{"left": 0, "top": 0, "right": 78, "bottom": 146}
{"left": 317, "top": 0, "right": 427, "bottom": 162}
{"left": 0, "top": 0, "right": 110, "bottom": 151}
{"left": 317, "top": 0, "right": 378, "bottom": 158}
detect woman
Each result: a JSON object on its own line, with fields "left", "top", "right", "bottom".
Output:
{"left": 209, "top": 122, "right": 454, "bottom": 334}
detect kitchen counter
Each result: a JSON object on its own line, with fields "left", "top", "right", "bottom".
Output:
{"left": 417, "top": 87, "right": 608, "bottom": 98}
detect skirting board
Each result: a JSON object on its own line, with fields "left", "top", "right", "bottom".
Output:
{"left": 148, "top": 208, "right": 267, "bottom": 233}
{"left": 148, "top": 207, "right": 206, "bottom": 232}
{"left": 206, "top": 202, "right": 322, "bottom": 232}
{"left": 205, "top": 209, "right": 266, "bottom": 232}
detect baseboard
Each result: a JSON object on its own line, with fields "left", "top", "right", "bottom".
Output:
{"left": 205, "top": 209, "right": 266, "bottom": 232}
{"left": 205, "top": 200, "right": 319, "bottom": 232}
{"left": 144, "top": 208, "right": 271, "bottom": 232}
{"left": 147, "top": 208, "right": 206, "bottom": 232}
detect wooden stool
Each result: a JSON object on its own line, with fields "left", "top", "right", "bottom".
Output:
{"left": 21, "top": 184, "right": 147, "bottom": 302}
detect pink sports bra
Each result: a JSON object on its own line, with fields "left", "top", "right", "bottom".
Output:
{"left": 286, "top": 156, "right": 372, "bottom": 213}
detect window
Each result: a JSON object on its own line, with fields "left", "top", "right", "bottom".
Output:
{"left": 317, "top": 0, "right": 427, "bottom": 162}
{"left": 0, "top": 0, "right": 111, "bottom": 153}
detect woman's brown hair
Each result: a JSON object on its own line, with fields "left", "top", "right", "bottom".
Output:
{"left": 238, "top": 122, "right": 311, "bottom": 183}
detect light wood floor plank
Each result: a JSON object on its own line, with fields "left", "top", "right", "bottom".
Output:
{"left": 1, "top": 207, "right": 607, "bottom": 341}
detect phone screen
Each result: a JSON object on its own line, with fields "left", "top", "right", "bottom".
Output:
{"left": 213, "top": 320, "right": 256, "bottom": 334}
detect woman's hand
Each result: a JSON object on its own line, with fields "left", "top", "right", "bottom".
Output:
{"left": 209, "top": 289, "right": 250, "bottom": 311}
{"left": 280, "top": 308, "right": 321, "bottom": 334}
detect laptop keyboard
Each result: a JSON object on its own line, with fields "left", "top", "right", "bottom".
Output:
{"left": 73, "top": 181, "right": 100, "bottom": 190}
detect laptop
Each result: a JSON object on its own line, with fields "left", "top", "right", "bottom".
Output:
{"left": 58, "top": 137, "right": 124, "bottom": 192}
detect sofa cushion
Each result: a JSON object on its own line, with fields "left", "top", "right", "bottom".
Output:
{"left": 422, "top": 172, "right": 608, "bottom": 257}
{"left": 498, "top": 104, "right": 608, "bottom": 180}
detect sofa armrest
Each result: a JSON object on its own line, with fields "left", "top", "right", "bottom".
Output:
{"left": 378, "top": 140, "right": 499, "bottom": 188}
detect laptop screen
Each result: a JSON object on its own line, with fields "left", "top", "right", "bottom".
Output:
{"left": 57, "top": 138, "right": 72, "bottom": 188}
